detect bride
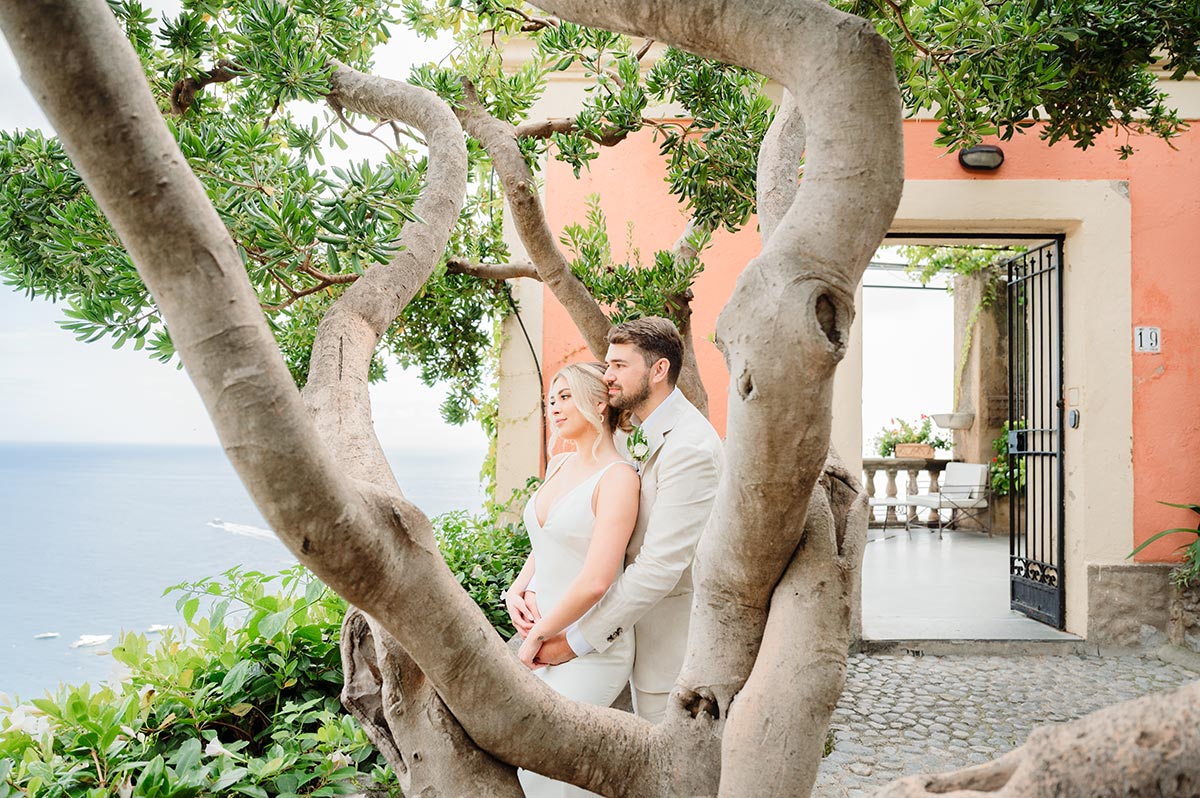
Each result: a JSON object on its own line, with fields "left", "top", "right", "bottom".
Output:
{"left": 505, "top": 362, "right": 640, "bottom": 798}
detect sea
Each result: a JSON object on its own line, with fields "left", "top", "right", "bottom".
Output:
{"left": 0, "top": 442, "right": 486, "bottom": 701}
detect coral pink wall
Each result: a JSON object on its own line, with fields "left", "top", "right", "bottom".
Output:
{"left": 542, "top": 136, "right": 760, "bottom": 438}
{"left": 540, "top": 120, "right": 1200, "bottom": 562}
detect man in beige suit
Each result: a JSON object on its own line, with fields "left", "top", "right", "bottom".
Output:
{"left": 530, "top": 317, "right": 723, "bottom": 723}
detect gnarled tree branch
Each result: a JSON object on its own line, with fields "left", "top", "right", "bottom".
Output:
{"left": 455, "top": 78, "right": 614, "bottom": 359}
{"left": 170, "top": 58, "right": 242, "bottom": 115}
{"left": 872, "top": 679, "right": 1200, "bottom": 797}
{"left": 515, "top": 116, "right": 631, "bottom": 147}
{"left": 757, "top": 89, "right": 805, "bottom": 244}
{"left": 0, "top": 3, "right": 665, "bottom": 794}
{"left": 530, "top": 2, "right": 903, "bottom": 796}
{"left": 447, "top": 258, "right": 540, "bottom": 280}
{"left": 300, "top": 61, "right": 468, "bottom": 487}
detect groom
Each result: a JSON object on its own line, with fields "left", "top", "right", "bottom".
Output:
{"left": 530, "top": 316, "right": 723, "bottom": 723}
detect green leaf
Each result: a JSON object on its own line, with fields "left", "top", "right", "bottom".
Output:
{"left": 221, "top": 659, "right": 257, "bottom": 696}
{"left": 181, "top": 597, "right": 200, "bottom": 626}
{"left": 1128, "top": 528, "right": 1200, "bottom": 558}
{"left": 1157, "top": 501, "right": 1200, "bottom": 515}
{"left": 258, "top": 609, "right": 290, "bottom": 640}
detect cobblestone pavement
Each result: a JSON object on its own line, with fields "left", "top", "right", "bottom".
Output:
{"left": 813, "top": 652, "right": 1198, "bottom": 797}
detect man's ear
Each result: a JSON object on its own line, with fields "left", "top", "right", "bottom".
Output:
{"left": 650, "top": 357, "right": 671, "bottom": 384}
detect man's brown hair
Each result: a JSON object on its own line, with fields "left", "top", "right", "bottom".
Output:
{"left": 607, "top": 317, "right": 684, "bottom": 386}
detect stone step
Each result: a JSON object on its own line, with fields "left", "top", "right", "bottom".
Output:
{"left": 857, "top": 637, "right": 1094, "bottom": 657}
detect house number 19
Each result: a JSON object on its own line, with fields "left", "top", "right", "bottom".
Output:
{"left": 1134, "top": 326, "right": 1161, "bottom": 353}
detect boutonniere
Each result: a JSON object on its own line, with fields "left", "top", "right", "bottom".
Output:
{"left": 627, "top": 426, "right": 650, "bottom": 463}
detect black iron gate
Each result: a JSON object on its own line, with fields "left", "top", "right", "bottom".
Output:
{"left": 885, "top": 232, "right": 1067, "bottom": 628}
{"left": 1005, "top": 239, "right": 1066, "bottom": 629}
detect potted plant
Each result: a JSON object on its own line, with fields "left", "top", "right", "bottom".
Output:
{"left": 989, "top": 419, "right": 1027, "bottom": 497}
{"left": 872, "top": 415, "right": 951, "bottom": 459}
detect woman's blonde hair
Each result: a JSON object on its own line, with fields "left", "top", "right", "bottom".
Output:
{"left": 546, "top": 362, "right": 628, "bottom": 457}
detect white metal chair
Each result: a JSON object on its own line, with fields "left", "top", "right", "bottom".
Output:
{"left": 868, "top": 495, "right": 913, "bottom": 539}
{"left": 905, "top": 462, "right": 991, "bottom": 538}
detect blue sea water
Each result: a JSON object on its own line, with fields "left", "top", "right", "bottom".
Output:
{"left": 0, "top": 442, "right": 485, "bottom": 700}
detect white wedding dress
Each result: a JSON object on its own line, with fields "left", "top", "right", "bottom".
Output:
{"left": 519, "top": 455, "right": 636, "bottom": 798}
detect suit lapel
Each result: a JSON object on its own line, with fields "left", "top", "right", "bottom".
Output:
{"left": 639, "top": 391, "right": 688, "bottom": 470}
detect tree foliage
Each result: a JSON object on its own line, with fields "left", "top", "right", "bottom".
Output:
{"left": 841, "top": 0, "right": 1200, "bottom": 156}
{"left": 2, "top": 0, "right": 1195, "bottom": 428}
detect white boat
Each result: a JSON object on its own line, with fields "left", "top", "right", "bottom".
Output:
{"left": 33, "top": 632, "right": 60, "bottom": 640}
{"left": 147, "top": 624, "right": 172, "bottom": 634}
{"left": 69, "top": 634, "right": 113, "bottom": 649}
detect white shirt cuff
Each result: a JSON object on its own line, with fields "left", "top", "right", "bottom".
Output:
{"left": 565, "top": 623, "right": 594, "bottom": 656}
{"left": 526, "top": 575, "right": 539, "bottom": 593}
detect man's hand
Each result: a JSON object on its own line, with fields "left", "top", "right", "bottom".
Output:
{"left": 505, "top": 589, "right": 541, "bottom": 638}
{"left": 533, "top": 633, "right": 577, "bottom": 666}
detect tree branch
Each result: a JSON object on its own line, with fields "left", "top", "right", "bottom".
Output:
{"left": 668, "top": 216, "right": 711, "bottom": 416}
{"left": 170, "top": 59, "right": 243, "bottom": 115}
{"left": 455, "top": 78, "right": 613, "bottom": 358}
{"left": 328, "top": 102, "right": 399, "bottom": 154}
{"left": 515, "top": 116, "right": 630, "bottom": 146}
{"left": 504, "top": 6, "right": 559, "bottom": 32}
{"left": 446, "top": 258, "right": 540, "bottom": 280}
{"left": 341, "top": 608, "right": 525, "bottom": 797}
{"left": 531, "top": 2, "right": 903, "bottom": 795}
{"left": 756, "top": 89, "right": 804, "bottom": 244}
{"left": 872, "top": 679, "right": 1200, "bottom": 797}
{"left": 301, "top": 61, "right": 469, "bottom": 486}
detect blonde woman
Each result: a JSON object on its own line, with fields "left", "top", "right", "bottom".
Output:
{"left": 505, "top": 362, "right": 639, "bottom": 798}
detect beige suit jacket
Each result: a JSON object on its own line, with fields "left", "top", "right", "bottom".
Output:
{"left": 577, "top": 390, "right": 723, "bottom": 694}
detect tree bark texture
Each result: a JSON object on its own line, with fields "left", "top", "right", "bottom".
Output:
{"left": 456, "top": 79, "right": 715, "bottom": 415}
{"left": 341, "top": 608, "right": 525, "bottom": 797}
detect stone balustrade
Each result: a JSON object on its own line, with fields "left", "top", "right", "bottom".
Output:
{"left": 862, "top": 457, "right": 951, "bottom": 527}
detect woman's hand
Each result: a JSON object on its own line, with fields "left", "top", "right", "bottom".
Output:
{"left": 505, "top": 589, "right": 540, "bottom": 638}
{"left": 518, "top": 627, "right": 545, "bottom": 669}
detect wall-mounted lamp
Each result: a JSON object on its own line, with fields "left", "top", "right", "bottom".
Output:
{"left": 958, "top": 144, "right": 1005, "bottom": 171}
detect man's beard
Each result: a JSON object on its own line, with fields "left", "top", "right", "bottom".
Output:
{"left": 609, "top": 373, "right": 652, "bottom": 411}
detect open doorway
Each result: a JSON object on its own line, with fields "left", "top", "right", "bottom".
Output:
{"left": 859, "top": 234, "right": 1076, "bottom": 641}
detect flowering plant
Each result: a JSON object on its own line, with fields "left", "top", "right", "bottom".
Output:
{"left": 989, "top": 419, "right": 1027, "bottom": 496}
{"left": 872, "top": 415, "right": 951, "bottom": 457}
{"left": 627, "top": 426, "right": 650, "bottom": 462}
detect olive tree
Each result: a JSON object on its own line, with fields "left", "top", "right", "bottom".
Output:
{"left": 1, "top": 1, "right": 1198, "bottom": 796}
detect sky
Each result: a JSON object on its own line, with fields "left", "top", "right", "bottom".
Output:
{"left": 0, "top": 7, "right": 955, "bottom": 456}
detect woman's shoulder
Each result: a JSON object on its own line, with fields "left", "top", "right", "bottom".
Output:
{"left": 597, "top": 457, "right": 640, "bottom": 485}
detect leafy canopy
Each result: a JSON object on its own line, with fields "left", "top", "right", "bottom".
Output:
{"left": 1, "top": 0, "right": 1196, "bottom": 427}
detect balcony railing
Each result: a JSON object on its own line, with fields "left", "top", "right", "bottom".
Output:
{"left": 862, "top": 457, "right": 950, "bottom": 527}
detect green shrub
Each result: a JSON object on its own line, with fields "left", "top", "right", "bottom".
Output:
{"left": 434, "top": 480, "right": 534, "bottom": 640}
{"left": 0, "top": 564, "right": 397, "bottom": 798}
{"left": 0, "top": 492, "right": 534, "bottom": 797}
{"left": 989, "top": 419, "right": 1027, "bottom": 497}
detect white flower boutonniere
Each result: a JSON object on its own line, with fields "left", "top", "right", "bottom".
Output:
{"left": 627, "top": 426, "right": 650, "bottom": 463}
